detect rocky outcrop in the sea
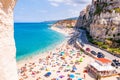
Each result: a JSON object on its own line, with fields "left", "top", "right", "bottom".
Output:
{"left": 0, "top": 0, "right": 18, "bottom": 80}
{"left": 76, "top": 0, "right": 120, "bottom": 47}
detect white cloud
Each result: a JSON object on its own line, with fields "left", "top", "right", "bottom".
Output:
{"left": 50, "top": 2, "right": 59, "bottom": 7}
{"left": 48, "top": 0, "right": 92, "bottom": 7}
{"left": 49, "top": 0, "right": 64, "bottom": 3}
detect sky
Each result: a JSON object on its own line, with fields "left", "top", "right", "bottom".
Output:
{"left": 14, "top": 0, "right": 92, "bottom": 22}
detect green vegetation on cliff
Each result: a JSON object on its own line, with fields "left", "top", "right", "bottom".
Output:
{"left": 94, "top": 4, "right": 103, "bottom": 15}
{"left": 114, "top": 8, "right": 120, "bottom": 13}
{"left": 86, "top": 31, "right": 120, "bottom": 54}
{"left": 94, "top": 2, "right": 108, "bottom": 15}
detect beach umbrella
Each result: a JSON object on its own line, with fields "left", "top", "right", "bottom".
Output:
{"left": 44, "top": 72, "right": 51, "bottom": 77}
{"left": 67, "top": 78, "right": 72, "bottom": 80}
{"left": 79, "top": 58, "right": 83, "bottom": 62}
{"left": 76, "top": 58, "right": 83, "bottom": 62}
{"left": 60, "top": 52, "right": 65, "bottom": 56}
{"left": 80, "top": 51, "right": 83, "bottom": 54}
{"left": 59, "top": 75, "right": 65, "bottom": 78}
{"left": 78, "top": 78, "right": 82, "bottom": 80}
{"left": 66, "top": 66, "right": 71, "bottom": 69}
{"left": 51, "top": 78, "right": 59, "bottom": 80}
{"left": 69, "top": 74, "right": 75, "bottom": 79}
{"left": 56, "top": 78, "right": 59, "bottom": 80}
{"left": 83, "top": 70, "right": 88, "bottom": 73}
{"left": 63, "top": 55, "right": 67, "bottom": 58}
{"left": 57, "top": 71, "right": 60, "bottom": 73}
{"left": 75, "top": 73, "right": 81, "bottom": 75}
{"left": 46, "top": 68, "right": 50, "bottom": 71}
{"left": 72, "top": 66, "right": 77, "bottom": 71}
{"left": 70, "top": 51, "right": 74, "bottom": 54}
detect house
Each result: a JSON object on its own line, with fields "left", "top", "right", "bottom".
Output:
{"left": 88, "top": 58, "right": 117, "bottom": 78}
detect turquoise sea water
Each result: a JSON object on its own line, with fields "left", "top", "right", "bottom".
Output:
{"left": 14, "top": 22, "right": 66, "bottom": 61}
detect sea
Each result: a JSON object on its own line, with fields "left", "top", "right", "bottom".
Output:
{"left": 14, "top": 22, "right": 66, "bottom": 61}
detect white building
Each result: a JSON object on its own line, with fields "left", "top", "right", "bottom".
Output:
{"left": 88, "top": 58, "right": 117, "bottom": 77}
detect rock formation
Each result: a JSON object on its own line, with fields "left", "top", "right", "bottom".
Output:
{"left": 0, "top": 0, "right": 18, "bottom": 80}
{"left": 76, "top": 0, "right": 120, "bottom": 47}
{"left": 52, "top": 19, "right": 77, "bottom": 28}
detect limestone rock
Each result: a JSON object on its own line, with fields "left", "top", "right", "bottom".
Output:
{"left": 76, "top": 0, "right": 120, "bottom": 42}
{"left": 0, "top": 0, "right": 18, "bottom": 80}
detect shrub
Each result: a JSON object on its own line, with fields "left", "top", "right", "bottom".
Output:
{"left": 101, "top": 45, "right": 108, "bottom": 49}
{"left": 103, "top": 3, "right": 108, "bottom": 7}
{"left": 97, "top": 41, "right": 104, "bottom": 46}
{"left": 109, "top": 48, "right": 120, "bottom": 54}
{"left": 67, "top": 25, "right": 73, "bottom": 28}
{"left": 114, "top": 8, "right": 120, "bottom": 13}
{"left": 94, "top": 5, "right": 103, "bottom": 15}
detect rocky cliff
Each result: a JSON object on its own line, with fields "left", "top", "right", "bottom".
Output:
{"left": 0, "top": 0, "right": 18, "bottom": 80}
{"left": 52, "top": 19, "right": 77, "bottom": 28}
{"left": 76, "top": 0, "right": 120, "bottom": 48}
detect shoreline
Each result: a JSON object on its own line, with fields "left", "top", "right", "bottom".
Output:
{"left": 17, "top": 25, "right": 71, "bottom": 65}
{"left": 50, "top": 26, "right": 75, "bottom": 36}
{"left": 17, "top": 26, "right": 119, "bottom": 80}
{"left": 17, "top": 38, "right": 68, "bottom": 67}
{"left": 16, "top": 38, "right": 66, "bottom": 61}
{"left": 17, "top": 26, "right": 72, "bottom": 67}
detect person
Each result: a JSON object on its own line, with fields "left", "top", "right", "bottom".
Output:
{"left": 84, "top": 74, "right": 86, "bottom": 79}
{"left": 72, "top": 65, "right": 77, "bottom": 72}
{"left": 67, "top": 78, "right": 72, "bottom": 80}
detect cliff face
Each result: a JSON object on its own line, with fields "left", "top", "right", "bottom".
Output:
{"left": 0, "top": 0, "right": 18, "bottom": 80}
{"left": 76, "top": 0, "right": 120, "bottom": 46}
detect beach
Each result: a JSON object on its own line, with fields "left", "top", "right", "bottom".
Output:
{"left": 17, "top": 27, "right": 94, "bottom": 80}
{"left": 17, "top": 27, "right": 119, "bottom": 80}
{"left": 17, "top": 42, "right": 95, "bottom": 80}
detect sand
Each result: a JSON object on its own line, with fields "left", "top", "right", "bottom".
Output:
{"left": 17, "top": 27, "right": 119, "bottom": 80}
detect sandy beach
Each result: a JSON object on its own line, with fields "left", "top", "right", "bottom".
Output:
{"left": 17, "top": 42, "right": 95, "bottom": 80}
{"left": 17, "top": 27, "right": 119, "bottom": 80}
{"left": 50, "top": 26, "right": 75, "bottom": 36}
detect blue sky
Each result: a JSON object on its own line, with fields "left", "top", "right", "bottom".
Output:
{"left": 14, "top": 0, "right": 92, "bottom": 22}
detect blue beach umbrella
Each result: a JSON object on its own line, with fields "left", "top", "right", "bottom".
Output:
{"left": 78, "top": 78, "right": 82, "bottom": 80}
{"left": 72, "top": 66, "right": 77, "bottom": 71}
{"left": 69, "top": 74, "right": 75, "bottom": 79}
{"left": 72, "top": 68, "right": 77, "bottom": 72}
{"left": 44, "top": 72, "right": 51, "bottom": 77}
{"left": 60, "top": 52, "right": 65, "bottom": 56}
{"left": 56, "top": 78, "right": 59, "bottom": 80}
